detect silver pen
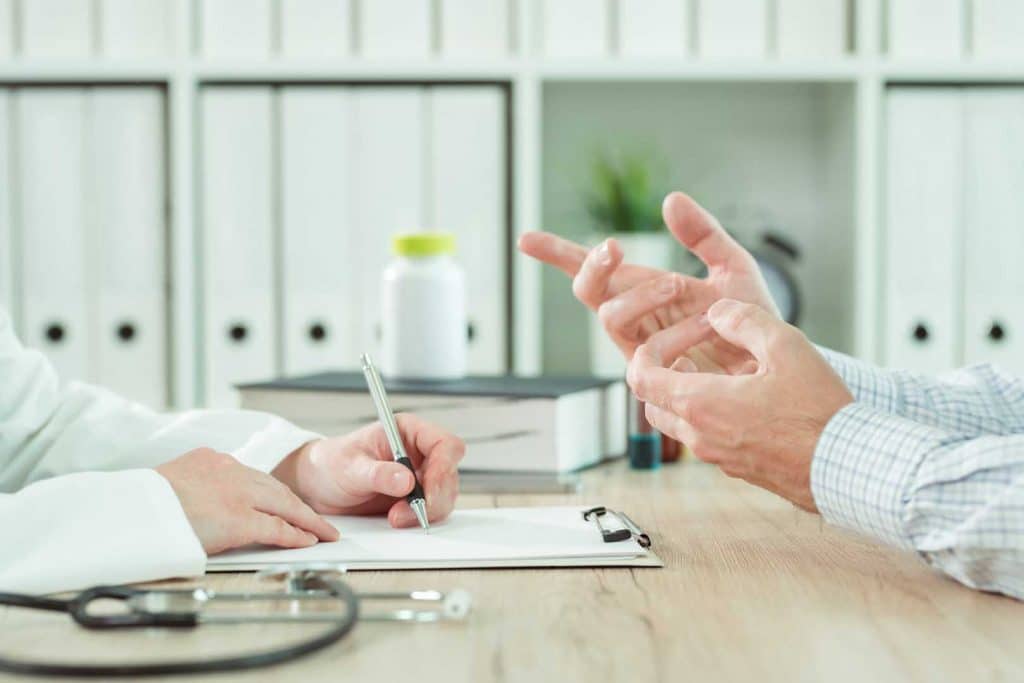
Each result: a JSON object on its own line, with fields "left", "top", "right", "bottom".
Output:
{"left": 360, "top": 354, "right": 430, "bottom": 531}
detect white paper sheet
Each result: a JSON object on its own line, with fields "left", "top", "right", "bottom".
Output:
{"left": 208, "top": 506, "right": 652, "bottom": 571}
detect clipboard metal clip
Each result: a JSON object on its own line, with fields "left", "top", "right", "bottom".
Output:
{"left": 583, "top": 507, "right": 652, "bottom": 548}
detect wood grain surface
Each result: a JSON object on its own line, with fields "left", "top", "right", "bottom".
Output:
{"left": 2, "top": 459, "right": 1021, "bottom": 682}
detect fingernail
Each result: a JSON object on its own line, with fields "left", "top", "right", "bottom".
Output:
{"left": 596, "top": 242, "right": 612, "bottom": 266}
{"left": 699, "top": 312, "right": 710, "bottom": 326}
{"left": 657, "top": 276, "right": 678, "bottom": 297}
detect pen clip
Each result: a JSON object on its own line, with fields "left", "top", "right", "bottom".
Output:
{"left": 582, "top": 507, "right": 631, "bottom": 544}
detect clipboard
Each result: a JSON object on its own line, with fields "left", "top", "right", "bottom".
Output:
{"left": 208, "top": 506, "right": 663, "bottom": 572}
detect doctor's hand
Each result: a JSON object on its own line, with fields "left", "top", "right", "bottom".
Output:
{"left": 519, "top": 191, "right": 779, "bottom": 374}
{"left": 273, "top": 414, "right": 465, "bottom": 528}
{"left": 156, "top": 449, "right": 340, "bottom": 555}
{"left": 628, "top": 299, "right": 853, "bottom": 511}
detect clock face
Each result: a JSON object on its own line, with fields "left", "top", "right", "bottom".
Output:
{"left": 755, "top": 256, "right": 800, "bottom": 325}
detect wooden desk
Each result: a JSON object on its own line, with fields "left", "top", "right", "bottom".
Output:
{"left": 2, "top": 460, "right": 1022, "bottom": 682}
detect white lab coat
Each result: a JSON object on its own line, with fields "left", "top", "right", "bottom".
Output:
{"left": 0, "top": 310, "right": 319, "bottom": 595}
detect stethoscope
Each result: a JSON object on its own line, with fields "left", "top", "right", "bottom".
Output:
{"left": 0, "top": 563, "right": 472, "bottom": 677}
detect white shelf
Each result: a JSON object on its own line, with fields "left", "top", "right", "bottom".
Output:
{"left": 536, "top": 59, "right": 864, "bottom": 82}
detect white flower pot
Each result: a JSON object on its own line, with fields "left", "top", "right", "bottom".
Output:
{"left": 588, "top": 232, "right": 675, "bottom": 377}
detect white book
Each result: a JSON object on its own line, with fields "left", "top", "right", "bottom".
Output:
{"left": 238, "top": 373, "right": 627, "bottom": 473}
{"left": 358, "top": 0, "right": 432, "bottom": 57}
{"left": 87, "top": 88, "right": 168, "bottom": 409}
{"left": 200, "top": 0, "right": 273, "bottom": 58}
{"left": 99, "top": 0, "right": 171, "bottom": 58}
{"left": 200, "top": 88, "right": 277, "bottom": 408}
{"left": 428, "top": 87, "right": 507, "bottom": 374}
{"left": 972, "top": 0, "right": 1024, "bottom": 59}
{"left": 16, "top": 90, "right": 91, "bottom": 382}
{"left": 20, "top": 0, "right": 93, "bottom": 58}
{"left": 539, "top": 0, "right": 609, "bottom": 58}
{"left": 962, "top": 90, "right": 1024, "bottom": 373}
{"left": 884, "top": 89, "right": 963, "bottom": 373}
{"left": 618, "top": 0, "right": 687, "bottom": 58}
{"left": 0, "top": 0, "right": 13, "bottom": 58}
{"left": 209, "top": 506, "right": 659, "bottom": 571}
{"left": 280, "top": 87, "right": 358, "bottom": 375}
{"left": 280, "top": 0, "right": 352, "bottom": 58}
{"left": 776, "top": 0, "right": 846, "bottom": 58}
{"left": 439, "top": 0, "right": 510, "bottom": 58}
{"left": 888, "top": 0, "right": 963, "bottom": 59}
{"left": 352, "top": 89, "right": 426, "bottom": 359}
{"left": 697, "top": 0, "right": 768, "bottom": 58}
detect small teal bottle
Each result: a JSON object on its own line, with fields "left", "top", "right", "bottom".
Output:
{"left": 627, "top": 391, "right": 661, "bottom": 470}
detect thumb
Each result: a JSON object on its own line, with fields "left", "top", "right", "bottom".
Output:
{"left": 706, "top": 299, "right": 785, "bottom": 363}
{"left": 341, "top": 452, "right": 415, "bottom": 498}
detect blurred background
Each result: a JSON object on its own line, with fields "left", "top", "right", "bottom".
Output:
{"left": 1, "top": 0, "right": 1022, "bottom": 410}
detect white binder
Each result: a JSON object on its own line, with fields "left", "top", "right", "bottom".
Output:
{"left": 20, "top": 0, "right": 93, "bottom": 58}
{"left": 0, "top": 1, "right": 12, "bottom": 58}
{"left": 972, "top": 0, "right": 1024, "bottom": 59}
{"left": 280, "top": 88, "right": 357, "bottom": 375}
{"left": 98, "top": 0, "right": 171, "bottom": 58}
{"left": 16, "top": 90, "right": 91, "bottom": 383}
{"left": 280, "top": 0, "right": 352, "bottom": 58}
{"left": 775, "top": 0, "right": 846, "bottom": 58}
{"left": 962, "top": 90, "right": 1024, "bottom": 374}
{"left": 696, "top": 0, "right": 767, "bottom": 58}
{"left": 884, "top": 89, "right": 963, "bottom": 373}
{"left": 359, "top": 0, "right": 432, "bottom": 57}
{"left": 200, "top": 0, "right": 273, "bottom": 58}
{"left": 439, "top": 0, "right": 510, "bottom": 58}
{"left": 352, "top": 89, "right": 426, "bottom": 359}
{"left": 429, "top": 87, "right": 508, "bottom": 374}
{"left": 539, "top": 0, "right": 609, "bottom": 58}
{"left": 200, "top": 88, "right": 277, "bottom": 407}
{"left": 87, "top": 89, "right": 168, "bottom": 409}
{"left": 0, "top": 91, "right": 12, "bottom": 313}
{"left": 618, "top": 0, "right": 687, "bottom": 58}
{"left": 888, "top": 0, "right": 963, "bottom": 59}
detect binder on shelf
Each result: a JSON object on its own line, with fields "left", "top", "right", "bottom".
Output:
{"left": 972, "top": 0, "right": 1024, "bottom": 59}
{"left": 98, "top": 0, "right": 170, "bottom": 58}
{"left": 428, "top": 87, "right": 508, "bottom": 374}
{"left": 280, "top": 0, "right": 352, "bottom": 58}
{"left": 280, "top": 87, "right": 358, "bottom": 376}
{"left": 888, "top": 0, "right": 963, "bottom": 59}
{"left": 200, "top": 88, "right": 277, "bottom": 408}
{"left": 200, "top": 0, "right": 273, "bottom": 58}
{"left": 88, "top": 88, "right": 168, "bottom": 409}
{"left": 359, "top": 0, "right": 432, "bottom": 58}
{"left": 697, "top": 0, "right": 768, "bottom": 59}
{"left": 962, "top": 90, "right": 1024, "bottom": 374}
{"left": 352, "top": 89, "right": 426, "bottom": 358}
{"left": 238, "top": 373, "right": 627, "bottom": 474}
{"left": 0, "top": 0, "right": 12, "bottom": 58}
{"left": 884, "top": 89, "right": 962, "bottom": 373}
{"left": 20, "top": 0, "right": 93, "bottom": 58}
{"left": 16, "top": 90, "right": 91, "bottom": 383}
{"left": 775, "top": 0, "right": 846, "bottom": 59}
{"left": 618, "top": 0, "right": 687, "bottom": 58}
{"left": 439, "top": 0, "right": 510, "bottom": 58}
{"left": 540, "top": 0, "right": 609, "bottom": 58}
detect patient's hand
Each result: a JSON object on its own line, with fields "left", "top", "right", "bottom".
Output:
{"left": 519, "top": 192, "right": 779, "bottom": 374}
{"left": 273, "top": 414, "right": 465, "bottom": 528}
{"left": 157, "top": 448, "right": 339, "bottom": 554}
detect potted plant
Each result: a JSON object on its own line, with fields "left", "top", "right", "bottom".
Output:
{"left": 583, "top": 151, "right": 674, "bottom": 377}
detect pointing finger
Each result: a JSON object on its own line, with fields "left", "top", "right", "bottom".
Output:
{"left": 706, "top": 299, "right": 791, "bottom": 364}
{"left": 252, "top": 474, "right": 339, "bottom": 542}
{"left": 572, "top": 239, "right": 624, "bottom": 309}
{"left": 662, "top": 192, "right": 749, "bottom": 272}
{"left": 644, "top": 314, "right": 714, "bottom": 367}
{"left": 518, "top": 231, "right": 589, "bottom": 278}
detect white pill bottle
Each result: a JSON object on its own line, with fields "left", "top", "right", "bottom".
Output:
{"left": 380, "top": 232, "right": 467, "bottom": 380}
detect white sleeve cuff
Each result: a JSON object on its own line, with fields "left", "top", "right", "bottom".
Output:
{"left": 0, "top": 469, "right": 206, "bottom": 595}
{"left": 228, "top": 414, "right": 321, "bottom": 473}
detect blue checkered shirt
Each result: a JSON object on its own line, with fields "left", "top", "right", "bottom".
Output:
{"left": 813, "top": 349, "right": 1024, "bottom": 600}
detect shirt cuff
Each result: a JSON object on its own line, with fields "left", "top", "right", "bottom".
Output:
{"left": 811, "top": 402, "right": 941, "bottom": 550}
{"left": 229, "top": 414, "right": 322, "bottom": 473}
{"left": 817, "top": 347, "right": 901, "bottom": 415}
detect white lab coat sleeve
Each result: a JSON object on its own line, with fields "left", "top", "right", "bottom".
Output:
{"left": 0, "top": 309, "right": 321, "bottom": 594}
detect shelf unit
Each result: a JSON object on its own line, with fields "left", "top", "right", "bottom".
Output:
{"left": 4, "top": 0, "right": 1024, "bottom": 406}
